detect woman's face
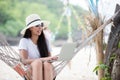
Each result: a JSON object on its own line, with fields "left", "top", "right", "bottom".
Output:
{"left": 30, "top": 24, "right": 43, "bottom": 36}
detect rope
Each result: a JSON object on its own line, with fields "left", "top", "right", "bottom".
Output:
{"left": 0, "top": 8, "right": 119, "bottom": 78}
{"left": 53, "top": 14, "right": 113, "bottom": 76}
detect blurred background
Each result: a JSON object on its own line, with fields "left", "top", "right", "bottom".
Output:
{"left": 0, "top": 0, "right": 87, "bottom": 46}
{"left": 1, "top": 0, "right": 120, "bottom": 80}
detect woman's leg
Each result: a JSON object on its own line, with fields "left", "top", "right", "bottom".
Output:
{"left": 31, "top": 59, "right": 43, "bottom": 80}
{"left": 43, "top": 61, "right": 54, "bottom": 80}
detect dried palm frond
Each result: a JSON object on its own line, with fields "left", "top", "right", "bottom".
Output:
{"left": 86, "top": 15, "right": 103, "bottom": 30}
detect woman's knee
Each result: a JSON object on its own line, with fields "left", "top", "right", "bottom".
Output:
{"left": 44, "top": 61, "right": 53, "bottom": 70}
{"left": 31, "top": 59, "right": 43, "bottom": 68}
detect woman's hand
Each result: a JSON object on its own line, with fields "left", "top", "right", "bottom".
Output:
{"left": 48, "top": 56, "right": 58, "bottom": 60}
{"left": 50, "top": 56, "right": 58, "bottom": 60}
{"left": 42, "top": 56, "right": 58, "bottom": 63}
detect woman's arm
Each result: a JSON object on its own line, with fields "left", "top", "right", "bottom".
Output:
{"left": 19, "top": 49, "right": 36, "bottom": 65}
{"left": 20, "top": 49, "right": 56, "bottom": 64}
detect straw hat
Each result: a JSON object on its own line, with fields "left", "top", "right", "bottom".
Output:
{"left": 21, "top": 14, "right": 50, "bottom": 35}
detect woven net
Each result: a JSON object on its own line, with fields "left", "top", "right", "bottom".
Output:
{"left": 0, "top": 34, "right": 69, "bottom": 77}
{"left": 0, "top": 34, "right": 21, "bottom": 68}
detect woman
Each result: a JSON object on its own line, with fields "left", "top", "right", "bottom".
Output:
{"left": 18, "top": 14, "right": 57, "bottom": 80}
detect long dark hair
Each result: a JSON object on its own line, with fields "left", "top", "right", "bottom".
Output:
{"left": 23, "top": 29, "right": 49, "bottom": 57}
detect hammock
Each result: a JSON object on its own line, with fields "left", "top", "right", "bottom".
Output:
{"left": 0, "top": 11, "right": 115, "bottom": 79}
{"left": 0, "top": 35, "right": 69, "bottom": 80}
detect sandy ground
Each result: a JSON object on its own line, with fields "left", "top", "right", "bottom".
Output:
{"left": 0, "top": 46, "right": 98, "bottom": 80}
{"left": 54, "top": 46, "right": 98, "bottom": 80}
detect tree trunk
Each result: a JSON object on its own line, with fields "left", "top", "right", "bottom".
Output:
{"left": 95, "top": 31, "right": 104, "bottom": 80}
{"left": 111, "top": 56, "right": 120, "bottom": 80}
{"left": 104, "top": 4, "right": 120, "bottom": 80}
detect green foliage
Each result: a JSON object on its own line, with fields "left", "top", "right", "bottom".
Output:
{"left": 93, "top": 54, "right": 117, "bottom": 80}
{"left": 0, "top": 0, "right": 14, "bottom": 24}
{"left": 118, "top": 41, "right": 120, "bottom": 48}
{"left": 93, "top": 63, "right": 111, "bottom": 80}
{"left": 0, "top": 9, "right": 12, "bottom": 24}
{"left": 0, "top": 0, "right": 86, "bottom": 39}
{"left": 101, "top": 77, "right": 111, "bottom": 80}
{"left": 110, "top": 54, "right": 116, "bottom": 62}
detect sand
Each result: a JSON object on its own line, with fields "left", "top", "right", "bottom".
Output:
{"left": 0, "top": 46, "right": 98, "bottom": 80}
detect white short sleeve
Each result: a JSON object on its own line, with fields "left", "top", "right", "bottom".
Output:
{"left": 18, "top": 38, "right": 40, "bottom": 59}
{"left": 18, "top": 38, "right": 28, "bottom": 50}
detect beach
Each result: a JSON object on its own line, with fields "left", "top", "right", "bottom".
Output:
{"left": 0, "top": 46, "right": 98, "bottom": 80}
